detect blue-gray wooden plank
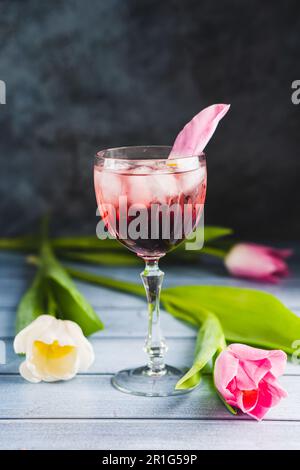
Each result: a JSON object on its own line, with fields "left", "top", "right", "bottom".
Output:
{"left": 0, "top": 419, "right": 300, "bottom": 450}
{"left": 1, "top": 337, "right": 300, "bottom": 375}
{"left": 0, "top": 374, "right": 297, "bottom": 421}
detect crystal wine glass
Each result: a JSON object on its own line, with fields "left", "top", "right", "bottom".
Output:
{"left": 94, "top": 146, "right": 207, "bottom": 396}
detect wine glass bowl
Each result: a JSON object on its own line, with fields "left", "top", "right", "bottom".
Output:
{"left": 95, "top": 146, "right": 206, "bottom": 258}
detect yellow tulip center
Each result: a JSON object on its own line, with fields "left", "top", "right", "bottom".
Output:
{"left": 34, "top": 340, "right": 75, "bottom": 359}
{"left": 31, "top": 340, "right": 77, "bottom": 379}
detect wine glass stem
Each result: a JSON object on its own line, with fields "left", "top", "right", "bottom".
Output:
{"left": 141, "top": 258, "right": 167, "bottom": 376}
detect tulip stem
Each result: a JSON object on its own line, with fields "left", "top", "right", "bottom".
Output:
{"left": 200, "top": 246, "right": 227, "bottom": 258}
{"left": 65, "top": 266, "right": 145, "bottom": 297}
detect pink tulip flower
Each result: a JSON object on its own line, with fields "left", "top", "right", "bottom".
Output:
{"left": 169, "top": 103, "right": 230, "bottom": 158}
{"left": 224, "top": 243, "right": 292, "bottom": 283}
{"left": 214, "top": 344, "right": 287, "bottom": 420}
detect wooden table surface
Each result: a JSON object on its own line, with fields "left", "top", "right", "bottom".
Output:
{"left": 0, "top": 249, "right": 300, "bottom": 450}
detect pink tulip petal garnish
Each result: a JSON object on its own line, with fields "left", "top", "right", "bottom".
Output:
{"left": 169, "top": 103, "right": 230, "bottom": 158}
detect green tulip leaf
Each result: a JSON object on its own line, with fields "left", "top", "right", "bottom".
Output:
{"left": 40, "top": 242, "right": 104, "bottom": 336}
{"left": 171, "top": 226, "right": 233, "bottom": 254}
{"left": 176, "top": 315, "right": 226, "bottom": 390}
{"left": 16, "top": 270, "right": 45, "bottom": 333}
{"left": 59, "top": 250, "right": 141, "bottom": 266}
{"left": 203, "top": 226, "right": 233, "bottom": 243}
{"left": 0, "top": 236, "right": 38, "bottom": 252}
{"left": 162, "top": 285, "right": 300, "bottom": 354}
{"left": 52, "top": 236, "right": 121, "bottom": 251}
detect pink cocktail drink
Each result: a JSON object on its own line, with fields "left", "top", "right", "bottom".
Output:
{"left": 94, "top": 150, "right": 206, "bottom": 258}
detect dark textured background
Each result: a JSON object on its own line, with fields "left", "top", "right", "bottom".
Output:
{"left": 0, "top": 0, "right": 299, "bottom": 239}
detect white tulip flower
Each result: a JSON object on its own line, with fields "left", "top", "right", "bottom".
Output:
{"left": 14, "top": 315, "right": 95, "bottom": 383}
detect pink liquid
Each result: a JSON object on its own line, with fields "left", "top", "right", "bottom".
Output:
{"left": 94, "top": 164, "right": 206, "bottom": 258}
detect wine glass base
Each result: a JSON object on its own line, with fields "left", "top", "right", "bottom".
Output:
{"left": 111, "top": 365, "right": 196, "bottom": 397}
